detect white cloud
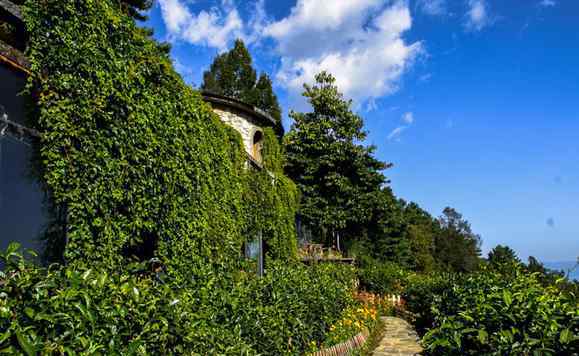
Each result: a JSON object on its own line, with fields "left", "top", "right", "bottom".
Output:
{"left": 388, "top": 111, "right": 415, "bottom": 141}
{"left": 265, "top": 0, "right": 423, "bottom": 105}
{"left": 539, "top": 0, "right": 556, "bottom": 7}
{"left": 245, "top": 0, "right": 268, "bottom": 44}
{"left": 365, "top": 98, "right": 378, "bottom": 112}
{"left": 159, "top": 0, "right": 191, "bottom": 33}
{"left": 465, "top": 0, "right": 491, "bottom": 31}
{"left": 417, "top": 0, "right": 447, "bottom": 16}
{"left": 157, "top": 0, "right": 422, "bottom": 106}
{"left": 387, "top": 126, "right": 407, "bottom": 141}
{"left": 158, "top": 0, "right": 247, "bottom": 51}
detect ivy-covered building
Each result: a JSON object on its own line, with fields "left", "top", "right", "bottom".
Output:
{"left": 0, "top": 0, "right": 296, "bottom": 267}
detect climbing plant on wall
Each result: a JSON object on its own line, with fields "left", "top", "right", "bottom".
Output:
{"left": 244, "top": 128, "right": 299, "bottom": 260}
{"left": 22, "top": 0, "right": 297, "bottom": 277}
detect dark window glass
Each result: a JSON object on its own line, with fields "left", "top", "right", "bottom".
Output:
{"left": 244, "top": 232, "right": 264, "bottom": 276}
{"left": 1, "top": 113, "right": 47, "bottom": 258}
{"left": 0, "top": 65, "right": 27, "bottom": 126}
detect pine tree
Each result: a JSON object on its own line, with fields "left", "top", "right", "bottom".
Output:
{"left": 201, "top": 40, "right": 284, "bottom": 137}
{"left": 488, "top": 244, "right": 521, "bottom": 267}
{"left": 255, "top": 73, "right": 283, "bottom": 137}
{"left": 435, "top": 207, "right": 482, "bottom": 272}
{"left": 284, "top": 71, "right": 390, "bottom": 248}
{"left": 119, "top": 0, "right": 153, "bottom": 20}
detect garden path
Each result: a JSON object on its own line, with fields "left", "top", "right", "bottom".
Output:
{"left": 371, "top": 316, "right": 423, "bottom": 356}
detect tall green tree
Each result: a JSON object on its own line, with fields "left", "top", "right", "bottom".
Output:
{"left": 488, "top": 244, "right": 521, "bottom": 266}
{"left": 119, "top": 0, "right": 152, "bottom": 20}
{"left": 201, "top": 39, "right": 284, "bottom": 137}
{"left": 284, "top": 71, "right": 390, "bottom": 248}
{"left": 401, "top": 201, "right": 438, "bottom": 272}
{"left": 435, "top": 207, "right": 482, "bottom": 272}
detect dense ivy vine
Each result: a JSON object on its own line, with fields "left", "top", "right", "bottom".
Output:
{"left": 22, "top": 0, "right": 297, "bottom": 276}
{"left": 245, "top": 127, "right": 299, "bottom": 260}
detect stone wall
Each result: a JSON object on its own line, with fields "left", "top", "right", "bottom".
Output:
{"left": 212, "top": 106, "right": 263, "bottom": 160}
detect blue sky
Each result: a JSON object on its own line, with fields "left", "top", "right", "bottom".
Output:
{"left": 145, "top": 0, "right": 579, "bottom": 262}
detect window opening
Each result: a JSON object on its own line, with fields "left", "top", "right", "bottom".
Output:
{"left": 252, "top": 130, "right": 264, "bottom": 163}
{"left": 244, "top": 230, "right": 264, "bottom": 276}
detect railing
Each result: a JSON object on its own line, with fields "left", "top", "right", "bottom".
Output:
{"left": 309, "top": 330, "right": 368, "bottom": 356}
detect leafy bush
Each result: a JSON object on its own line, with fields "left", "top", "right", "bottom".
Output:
{"left": 404, "top": 266, "right": 579, "bottom": 355}
{"left": 1, "top": 244, "right": 356, "bottom": 355}
{"left": 357, "top": 257, "right": 407, "bottom": 295}
{"left": 402, "top": 273, "right": 456, "bottom": 333}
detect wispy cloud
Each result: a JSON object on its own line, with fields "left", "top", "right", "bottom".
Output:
{"left": 387, "top": 126, "right": 407, "bottom": 141}
{"left": 388, "top": 111, "right": 415, "bottom": 141}
{"left": 417, "top": 0, "right": 447, "bottom": 16}
{"left": 465, "top": 0, "right": 492, "bottom": 31}
{"left": 365, "top": 98, "right": 378, "bottom": 112}
{"left": 539, "top": 0, "right": 556, "bottom": 7}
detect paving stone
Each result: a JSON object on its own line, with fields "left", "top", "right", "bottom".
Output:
{"left": 371, "top": 317, "right": 423, "bottom": 356}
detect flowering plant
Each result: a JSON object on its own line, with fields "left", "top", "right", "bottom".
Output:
{"left": 321, "top": 292, "right": 393, "bottom": 347}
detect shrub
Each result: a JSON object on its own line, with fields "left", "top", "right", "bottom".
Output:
{"left": 402, "top": 273, "right": 456, "bottom": 333}
{"left": 404, "top": 266, "right": 579, "bottom": 355}
{"left": 357, "top": 257, "right": 407, "bottom": 295}
{"left": 0, "top": 244, "right": 356, "bottom": 355}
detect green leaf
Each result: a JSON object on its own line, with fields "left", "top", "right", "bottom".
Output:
{"left": 24, "top": 308, "right": 35, "bottom": 319}
{"left": 15, "top": 330, "right": 35, "bottom": 356}
{"left": 559, "top": 328, "right": 571, "bottom": 344}
{"left": 6, "top": 242, "right": 21, "bottom": 255}
{"left": 503, "top": 290, "right": 512, "bottom": 307}
{"left": 478, "top": 329, "right": 488, "bottom": 344}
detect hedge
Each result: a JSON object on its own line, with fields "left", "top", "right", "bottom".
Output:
{"left": 403, "top": 267, "right": 579, "bottom": 355}
{"left": 1, "top": 244, "right": 356, "bottom": 354}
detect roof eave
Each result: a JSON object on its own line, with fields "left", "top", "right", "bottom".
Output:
{"left": 201, "top": 91, "right": 276, "bottom": 127}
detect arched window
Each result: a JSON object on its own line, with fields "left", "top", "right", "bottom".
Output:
{"left": 252, "top": 130, "right": 264, "bottom": 163}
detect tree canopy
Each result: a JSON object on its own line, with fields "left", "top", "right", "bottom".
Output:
{"left": 201, "top": 39, "right": 284, "bottom": 138}
{"left": 488, "top": 244, "right": 521, "bottom": 266}
{"left": 119, "top": 0, "right": 152, "bottom": 20}
{"left": 284, "top": 71, "right": 390, "bottom": 248}
{"left": 435, "top": 207, "right": 482, "bottom": 272}
{"left": 284, "top": 71, "right": 484, "bottom": 273}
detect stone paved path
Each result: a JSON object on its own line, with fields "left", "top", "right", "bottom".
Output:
{"left": 372, "top": 316, "right": 423, "bottom": 356}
